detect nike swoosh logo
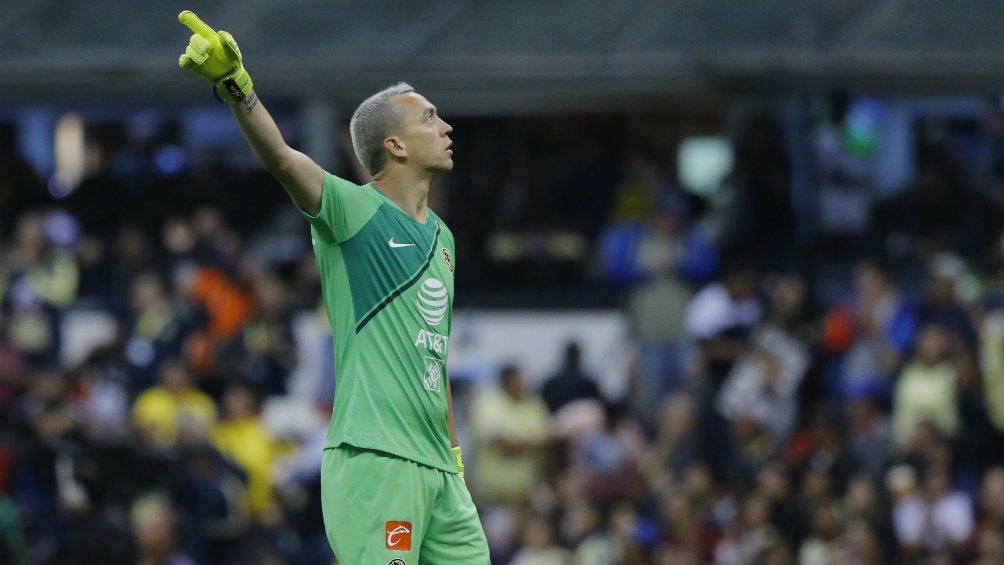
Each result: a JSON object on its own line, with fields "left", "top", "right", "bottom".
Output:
{"left": 388, "top": 237, "right": 416, "bottom": 248}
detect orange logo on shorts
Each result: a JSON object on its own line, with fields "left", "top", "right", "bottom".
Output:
{"left": 385, "top": 521, "right": 412, "bottom": 550}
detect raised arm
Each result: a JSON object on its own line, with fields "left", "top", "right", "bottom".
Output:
{"left": 230, "top": 92, "right": 324, "bottom": 215}
{"left": 176, "top": 10, "right": 323, "bottom": 215}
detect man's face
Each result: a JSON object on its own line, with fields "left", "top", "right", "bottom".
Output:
{"left": 390, "top": 92, "right": 454, "bottom": 175}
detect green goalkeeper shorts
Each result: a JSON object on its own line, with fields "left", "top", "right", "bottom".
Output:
{"left": 321, "top": 444, "right": 490, "bottom": 565}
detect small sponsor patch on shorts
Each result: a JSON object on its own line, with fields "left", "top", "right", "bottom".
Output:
{"left": 385, "top": 521, "right": 412, "bottom": 551}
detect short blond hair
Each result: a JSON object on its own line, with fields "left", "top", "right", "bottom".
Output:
{"left": 349, "top": 82, "right": 415, "bottom": 175}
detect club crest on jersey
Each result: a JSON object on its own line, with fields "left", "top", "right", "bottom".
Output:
{"left": 416, "top": 278, "right": 447, "bottom": 326}
{"left": 441, "top": 247, "right": 454, "bottom": 276}
{"left": 388, "top": 560, "right": 407, "bottom": 565}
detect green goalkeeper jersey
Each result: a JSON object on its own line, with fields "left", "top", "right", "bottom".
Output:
{"left": 302, "top": 172, "right": 457, "bottom": 473}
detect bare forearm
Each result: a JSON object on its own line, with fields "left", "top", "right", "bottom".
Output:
{"left": 230, "top": 92, "right": 282, "bottom": 166}
{"left": 230, "top": 91, "right": 324, "bottom": 214}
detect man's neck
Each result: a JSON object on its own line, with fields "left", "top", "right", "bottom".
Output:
{"left": 371, "top": 168, "right": 432, "bottom": 222}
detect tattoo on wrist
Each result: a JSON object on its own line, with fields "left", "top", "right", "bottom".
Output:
{"left": 242, "top": 91, "right": 259, "bottom": 114}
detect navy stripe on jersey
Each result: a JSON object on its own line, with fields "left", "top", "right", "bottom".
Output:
{"left": 355, "top": 226, "right": 441, "bottom": 333}
{"left": 340, "top": 200, "right": 439, "bottom": 329}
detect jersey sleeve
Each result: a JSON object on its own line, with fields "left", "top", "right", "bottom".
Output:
{"left": 299, "top": 171, "right": 377, "bottom": 244}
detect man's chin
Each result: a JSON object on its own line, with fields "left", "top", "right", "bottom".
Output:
{"left": 428, "top": 160, "right": 454, "bottom": 176}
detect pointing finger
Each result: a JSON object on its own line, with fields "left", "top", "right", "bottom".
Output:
{"left": 178, "top": 10, "right": 216, "bottom": 40}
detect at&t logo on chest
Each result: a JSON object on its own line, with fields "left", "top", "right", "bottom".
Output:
{"left": 416, "top": 277, "right": 448, "bottom": 326}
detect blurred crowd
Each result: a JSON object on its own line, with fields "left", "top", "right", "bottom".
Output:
{"left": 475, "top": 253, "right": 1004, "bottom": 565}
{"left": 1, "top": 94, "right": 1004, "bottom": 565}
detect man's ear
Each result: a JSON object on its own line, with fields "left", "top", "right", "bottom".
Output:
{"left": 385, "top": 136, "right": 407, "bottom": 159}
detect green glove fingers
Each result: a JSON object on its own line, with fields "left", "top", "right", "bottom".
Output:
{"left": 178, "top": 11, "right": 229, "bottom": 78}
{"left": 219, "top": 31, "right": 242, "bottom": 62}
{"left": 180, "top": 34, "right": 211, "bottom": 67}
{"left": 179, "top": 9, "right": 215, "bottom": 39}
{"left": 176, "top": 10, "right": 253, "bottom": 104}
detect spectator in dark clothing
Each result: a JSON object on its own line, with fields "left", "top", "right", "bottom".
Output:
{"left": 170, "top": 444, "right": 250, "bottom": 565}
{"left": 917, "top": 253, "right": 978, "bottom": 352}
{"left": 541, "top": 341, "right": 602, "bottom": 414}
{"left": 0, "top": 127, "right": 47, "bottom": 234}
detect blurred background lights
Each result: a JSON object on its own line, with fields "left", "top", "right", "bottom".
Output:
{"left": 50, "top": 113, "right": 85, "bottom": 198}
{"left": 677, "top": 135, "right": 734, "bottom": 196}
{"left": 154, "top": 144, "right": 187, "bottom": 176}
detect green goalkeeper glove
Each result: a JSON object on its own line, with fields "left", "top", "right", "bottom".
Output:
{"left": 177, "top": 10, "right": 253, "bottom": 104}
{"left": 452, "top": 446, "right": 465, "bottom": 481}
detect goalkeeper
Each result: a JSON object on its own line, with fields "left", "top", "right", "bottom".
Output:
{"left": 176, "top": 10, "right": 489, "bottom": 565}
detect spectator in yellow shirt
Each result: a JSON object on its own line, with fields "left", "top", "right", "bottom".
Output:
{"left": 892, "top": 324, "right": 960, "bottom": 450}
{"left": 212, "top": 383, "right": 283, "bottom": 523}
{"left": 470, "top": 364, "right": 551, "bottom": 506}
{"left": 132, "top": 358, "right": 217, "bottom": 447}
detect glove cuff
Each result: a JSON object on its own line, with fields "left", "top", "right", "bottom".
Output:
{"left": 451, "top": 445, "right": 464, "bottom": 476}
{"left": 213, "top": 67, "right": 253, "bottom": 104}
